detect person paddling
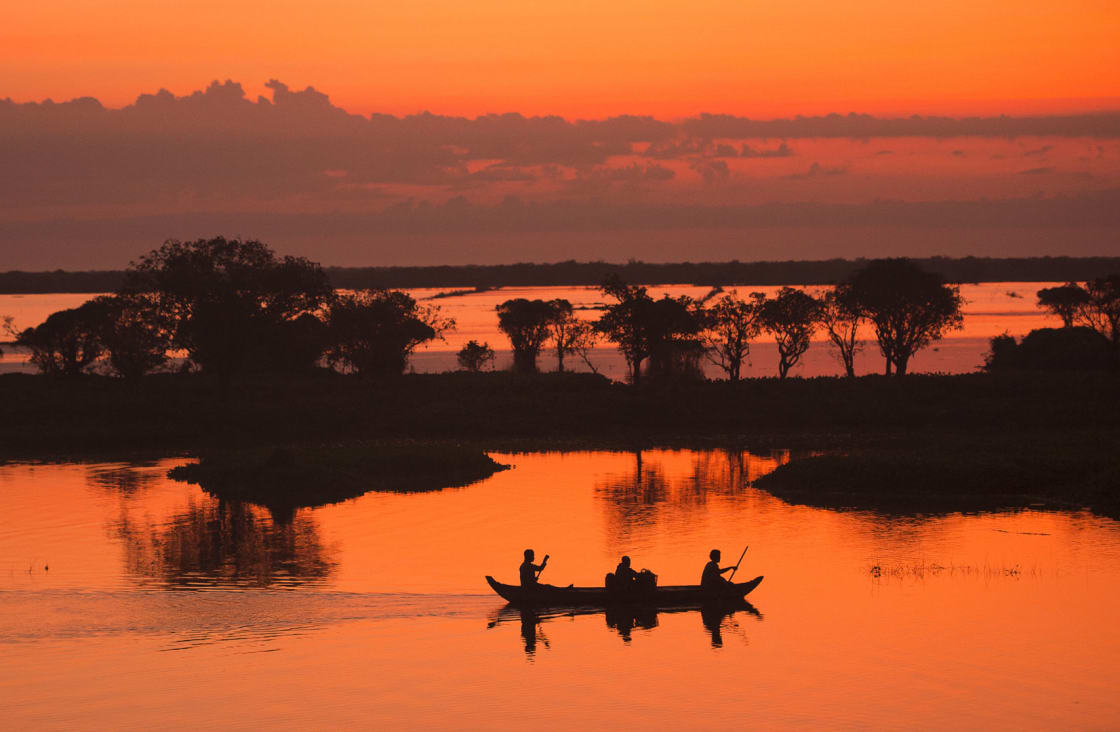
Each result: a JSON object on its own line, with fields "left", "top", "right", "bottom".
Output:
{"left": 701, "top": 549, "right": 737, "bottom": 589}
{"left": 520, "top": 549, "right": 549, "bottom": 587}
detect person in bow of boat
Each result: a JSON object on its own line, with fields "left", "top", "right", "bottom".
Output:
{"left": 701, "top": 549, "right": 737, "bottom": 589}
{"left": 519, "top": 549, "right": 549, "bottom": 587}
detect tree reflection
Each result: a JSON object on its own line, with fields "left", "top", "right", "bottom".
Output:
{"left": 595, "top": 449, "right": 792, "bottom": 545}
{"left": 86, "top": 462, "right": 164, "bottom": 494}
{"left": 113, "top": 496, "right": 336, "bottom": 588}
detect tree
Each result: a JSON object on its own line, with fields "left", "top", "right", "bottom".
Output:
{"left": 496, "top": 298, "right": 558, "bottom": 373}
{"left": 457, "top": 340, "right": 496, "bottom": 372}
{"left": 699, "top": 293, "right": 763, "bottom": 381}
{"left": 595, "top": 275, "right": 701, "bottom": 384}
{"left": 818, "top": 285, "right": 864, "bottom": 378}
{"left": 13, "top": 299, "right": 106, "bottom": 376}
{"left": 984, "top": 328, "right": 1113, "bottom": 372}
{"left": 122, "top": 237, "right": 333, "bottom": 380}
{"left": 1078, "top": 274, "right": 1120, "bottom": 352}
{"left": 1037, "top": 283, "right": 1089, "bottom": 328}
{"left": 758, "top": 287, "right": 821, "bottom": 379}
{"left": 548, "top": 300, "right": 597, "bottom": 373}
{"left": 846, "top": 259, "right": 964, "bottom": 376}
{"left": 91, "top": 293, "right": 173, "bottom": 379}
{"left": 324, "top": 289, "right": 452, "bottom": 377}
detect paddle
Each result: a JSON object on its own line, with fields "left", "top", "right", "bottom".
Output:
{"left": 726, "top": 545, "right": 749, "bottom": 582}
{"left": 535, "top": 554, "right": 550, "bottom": 581}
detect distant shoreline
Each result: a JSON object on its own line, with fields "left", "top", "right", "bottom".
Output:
{"left": 3, "top": 255, "right": 1120, "bottom": 294}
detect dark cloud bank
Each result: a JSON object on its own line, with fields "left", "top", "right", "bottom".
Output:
{"left": 2, "top": 80, "right": 1119, "bottom": 268}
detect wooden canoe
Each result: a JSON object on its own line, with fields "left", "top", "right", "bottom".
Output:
{"left": 485, "top": 574, "right": 763, "bottom": 607}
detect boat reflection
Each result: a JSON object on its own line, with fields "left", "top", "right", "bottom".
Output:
{"left": 488, "top": 600, "right": 763, "bottom": 657}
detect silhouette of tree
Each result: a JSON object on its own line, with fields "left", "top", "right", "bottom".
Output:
{"left": 13, "top": 299, "right": 106, "bottom": 376}
{"left": 984, "top": 327, "right": 1114, "bottom": 372}
{"left": 324, "top": 289, "right": 452, "bottom": 377}
{"left": 264, "top": 312, "right": 331, "bottom": 375}
{"left": 457, "top": 340, "right": 496, "bottom": 372}
{"left": 122, "top": 238, "right": 333, "bottom": 381}
{"left": 90, "top": 293, "right": 173, "bottom": 379}
{"left": 595, "top": 275, "right": 701, "bottom": 384}
{"left": 548, "top": 299, "right": 597, "bottom": 372}
{"left": 1079, "top": 274, "right": 1120, "bottom": 353}
{"left": 846, "top": 259, "right": 964, "bottom": 376}
{"left": 700, "top": 293, "right": 764, "bottom": 381}
{"left": 818, "top": 285, "right": 864, "bottom": 378}
{"left": 496, "top": 298, "right": 558, "bottom": 373}
{"left": 758, "top": 287, "right": 821, "bottom": 379}
{"left": 1037, "top": 283, "right": 1089, "bottom": 328}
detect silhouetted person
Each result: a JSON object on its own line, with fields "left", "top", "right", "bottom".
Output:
{"left": 615, "top": 555, "right": 639, "bottom": 587}
{"left": 701, "top": 549, "right": 736, "bottom": 589}
{"left": 520, "top": 549, "right": 549, "bottom": 587}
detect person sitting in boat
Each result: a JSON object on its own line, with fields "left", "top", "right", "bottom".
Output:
{"left": 701, "top": 549, "right": 736, "bottom": 589}
{"left": 519, "top": 549, "right": 549, "bottom": 587}
{"left": 615, "top": 556, "right": 640, "bottom": 587}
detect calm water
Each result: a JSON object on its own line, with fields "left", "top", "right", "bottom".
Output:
{"left": 1, "top": 282, "right": 1062, "bottom": 378}
{"left": 2, "top": 451, "right": 1119, "bottom": 730}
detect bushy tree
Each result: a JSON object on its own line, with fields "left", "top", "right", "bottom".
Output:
{"left": 13, "top": 299, "right": 106, "bottom": 376}
{"left": 758, "top": 287, "right": 821, "bottom": 379}
{"left": 595, "top": 276, "right": 701, "bottom": 384}
{"left": 122, "top": 237, "right": 333, "bottom": 380}
{"left": 457, "top": 340, "right": 496, "bottom": 372}
{"left": 496, "top": 298, "right": 558, "bottom": 373}
{"left": 1037, "top": 283, "right": 1089, "bottom": 328}
{"left": 324, "top": 289, "right": 452, "bottom": 377}
{"left": 91, "top": 293, "right": 173, "bottom": 379}
{"left": 846, "top": 259, "right": 964, "bottom": 376}
{"left": 818, "top": 285, "right": 864, "bottom": 378}
{"left": 700, "top": 293, "right": 763, "bottom": 381}
{"left": 1079, "top": 274, "right": 1120, "bottom": 351}
{"left": 548, "top": 300, "right": 597, "bottom": 373}
{"left": 984, "top": 328, "right": 1114, "bottom": 372}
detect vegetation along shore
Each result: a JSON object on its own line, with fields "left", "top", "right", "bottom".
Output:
{"left": 3, "top": 237, "right": 1118, "bottom": 517}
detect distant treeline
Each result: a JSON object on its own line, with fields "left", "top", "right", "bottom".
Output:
{"left": 4, "top": 256, "right": 1120, "bottom": 294}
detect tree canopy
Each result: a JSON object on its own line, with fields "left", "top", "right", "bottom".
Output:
{"left": 122, "top": 237, "right": 333, "bottom": 380}
{"left": 846, "top": 259, "right": 964, "bottom": 376}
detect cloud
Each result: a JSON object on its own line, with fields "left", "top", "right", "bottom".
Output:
{"left": 4, "top": 191, "right": 1119, "bottom": 269}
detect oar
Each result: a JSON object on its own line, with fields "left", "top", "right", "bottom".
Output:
{"left": 535, "top": 554, "right": 550, "bottom": 581}
{"left": 727, "top": 545, "right": 749, "bottom": 582}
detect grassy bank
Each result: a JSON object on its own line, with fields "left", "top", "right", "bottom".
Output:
{"left": 754, "top": 434, "right": 1120, "bottom": 517}
{"left": 168, "top": 443, "right": 509, "bottom": 511}
{"left": 3, "top": 369, "right": 1117, "bottom": 517}
{"left": 2, "top": 370, "right": 1117, "bottom": 455}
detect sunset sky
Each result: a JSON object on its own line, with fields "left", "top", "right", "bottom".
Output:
{"left": 2, "top": 0, "right": 1119, "bottom": 268}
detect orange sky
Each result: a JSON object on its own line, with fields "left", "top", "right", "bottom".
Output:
{"left": 3, "top": 0, "right": 1119, "bottom": 117}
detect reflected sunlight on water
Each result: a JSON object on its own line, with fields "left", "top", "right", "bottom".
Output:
{"left": 1, "top": 451, "right": 1119, "bottom": 729}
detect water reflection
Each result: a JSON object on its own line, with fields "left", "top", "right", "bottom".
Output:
{"left": 489, "top": 601, "right": 763, "bottom": 658}
{"left": 112, "top": 497, "right": 337, "bottom": 588}
{"left": 86, "top": 462, "right": 164, "bottom": 494}
{"left": 596, "top": 449, "right": 793, "bottom": 545}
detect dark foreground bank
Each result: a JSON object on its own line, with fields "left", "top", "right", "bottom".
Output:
{"left": 3, "top": 370, "right": 1117, "bottom": 516}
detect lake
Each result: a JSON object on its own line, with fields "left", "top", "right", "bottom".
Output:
{"left": 2, "top": 450, "right": 1118, "bottom": 729}
{"left": 1, "top": 282, "right": 1062, "bottom": 378}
